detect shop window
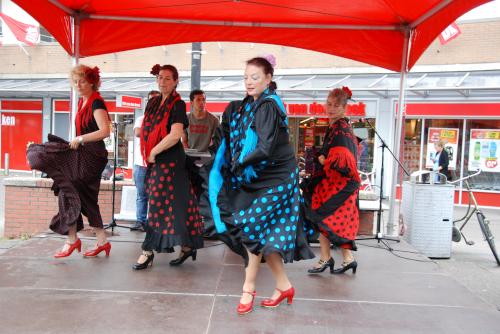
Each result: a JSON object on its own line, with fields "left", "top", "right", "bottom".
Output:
{"left": 287, "top": 118, "right": 299, "bottom": 156}
{"left": 297, "top": 118, "right": 375, "bottom": 175}
{"left": 423, "top": 119, "right": 464, "bottom": 181}
{"left": 53, "top": 113, "right": 70, "bottom": 140}
{"left": 109, "top": 114, "right": 135, "bottom": 168}
{"left": 403, "top": 119, "right": 423, "bottom": 180}
{"left": 353, "top": 120, "right": 375, "bottom": 173}
{"left": 464, "top": 119, "right": 500, "bottom": 191}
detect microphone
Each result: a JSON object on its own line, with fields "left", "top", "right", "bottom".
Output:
{"left": 113, "top": 119, "right": 134, "bottom": 125}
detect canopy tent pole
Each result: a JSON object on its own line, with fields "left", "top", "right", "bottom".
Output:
{"left": 387, "top": 28, "right": 412, "bottom": 236}
{"left": 69, "top": 14, "right": 80, "bottom": 140}
{"left": 87, "top": 14, "right": 399, "bottom": 31}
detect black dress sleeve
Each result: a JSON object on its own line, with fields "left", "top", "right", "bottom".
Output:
{"left": 85, "top": 99, "right": 109, "bottom": 132}
{"left": 92, "top": 99, "right": 107, "bottom": 112}
{"left": 325, "top": 121, "right": 359, "bottom": 177}
{"left": 318, "top": 127, "right": 332, "bottom": 157}
{"left": 240, "top": 100, "right": 281, "bottom": 167}
{"left": 168, "top": 100, "right": 188, "bottom": 130}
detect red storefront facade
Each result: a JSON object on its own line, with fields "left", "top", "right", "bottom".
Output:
{"left": 2, "top": 97, "right": 499, "bottom": 208}
{"left": 401, "top": 102, "right": 500, "bottom": 207}
{"left": 0, "top": 99, "right": 43, "bottom": 171}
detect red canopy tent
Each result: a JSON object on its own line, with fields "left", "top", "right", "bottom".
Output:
{"left": 12, "top": 0, "right": 491, "bottom": 231}
{"left": 11, "top": 0, "right": 490, "bottom": 72}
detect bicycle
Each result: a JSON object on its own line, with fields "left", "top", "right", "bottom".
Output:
{"left": 358, "top": 170, "right": 376, "bottom": 192}
{"left": 449, "top": 169, "right": 500, "bottom": 266}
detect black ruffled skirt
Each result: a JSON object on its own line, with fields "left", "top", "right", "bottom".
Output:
{"left": 142, "top": 144, "right": 203, "bottom": 252}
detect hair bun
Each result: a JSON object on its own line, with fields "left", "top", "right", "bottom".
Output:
{"left": 261, "top": 53, "right": 277, "bottom": 68}
{"left": 150, "top": 64, "right": 161, "bottom": 76}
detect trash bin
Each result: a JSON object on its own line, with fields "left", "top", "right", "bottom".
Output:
{"left": 401, "top": 171, "right": 455, "bottom": 258}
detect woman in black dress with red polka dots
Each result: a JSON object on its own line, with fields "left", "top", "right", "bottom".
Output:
{"left": 302, "top": 87, "right": 361, "bottom": 275}
{"left": 133, "top": 64, "right": 203, "bottom": 270}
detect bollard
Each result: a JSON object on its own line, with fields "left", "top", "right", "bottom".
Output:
{"left": 4, "top": 153, "right": 9, "bottom": 176}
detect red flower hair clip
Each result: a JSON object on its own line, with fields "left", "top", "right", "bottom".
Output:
{"left": 150, "top": 64, "right": 161, "bottom": 76}
{"left": 84, "top": 66, "right": 100, "bottom": 85}
{"left": 341, "top": 86, "right": 352, "bottom": 99}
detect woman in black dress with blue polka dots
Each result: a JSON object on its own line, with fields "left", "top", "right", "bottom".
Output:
{"left": 202, "top": 57, "right": 314, "bottom": 315}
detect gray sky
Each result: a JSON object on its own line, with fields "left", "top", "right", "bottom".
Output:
{"left": 458, "top": 1, "right": 500, "bottom": 21}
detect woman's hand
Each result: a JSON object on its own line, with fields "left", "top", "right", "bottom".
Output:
{"left": 231, "top": 161, "right": 244, "bottom": 177}
{"left": 69, "top": 136, "right": 83, "bottom": 150}
{"left": 147, "top": 147, "right": 158, "bottom": 163}
{"left": 147, "top": 152, "right": 156, "bottom": 164}
{"left": 318, "top": 155, "right": 326, "bottom": 165}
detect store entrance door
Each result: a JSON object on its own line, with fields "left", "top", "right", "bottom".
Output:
{"left": 1, "top": 112, "right": 43, "bottom": 170}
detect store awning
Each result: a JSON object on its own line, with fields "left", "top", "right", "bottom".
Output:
{"left": 12, "top": 0, "right": 490, "bottom": 72}
{"left": 1, "top": 68, "right": 499, "bottom": 100}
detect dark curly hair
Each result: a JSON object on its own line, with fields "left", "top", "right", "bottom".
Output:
{"left": 150, "top": 64, "right": 179, "bottom": 81}
{"left": 246, "top": 57, "right": 277, "bottom": 91}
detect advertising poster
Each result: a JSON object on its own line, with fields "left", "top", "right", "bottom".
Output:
{"left": 304, "top": 127, "right": 314, "bottom": 148}
{"left": 468, "top": 129, "right": 500, "bottom": 172}
{"left": 425, "top": 127, "right": 459, "bottom": 169}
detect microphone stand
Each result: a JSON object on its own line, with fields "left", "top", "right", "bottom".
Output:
{"left": 104, "top": 120, "right": 134, "bottom": 234}
{"left": 356, "top": 119, "right": 410, "bottom": 250}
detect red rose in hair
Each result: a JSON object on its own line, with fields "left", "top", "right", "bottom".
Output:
{"left": 85, "top": 66, "right": 100, "bottom": 85}
{"left": 150, "top": 64, "right": 161, "bottom": 76}
{"left": 341, "top": 86, "right": 352, "bottom": 99}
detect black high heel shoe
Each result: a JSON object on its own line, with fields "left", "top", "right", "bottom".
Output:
{"left": 332, "top": 260, "right": 357, "bottom": 274}
{"left": 169, "top": 249, "right": 197, "bottom": 266}
{"left": 132, "top": 252, "right": 154, "bottom": 270}
{"left": 307, "top": 257, "right": 335, "bottom": 274}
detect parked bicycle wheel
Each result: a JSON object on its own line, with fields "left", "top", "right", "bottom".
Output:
{"left": 477, "top": 211, "right": 500, "bottom": 266}
{"left": 451, "top": 226, "right": 462, "bottom": 242}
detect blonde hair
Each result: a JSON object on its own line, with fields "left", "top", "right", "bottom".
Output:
{"left": 70, "top": 64, "right": 101, "bottom": 91}
{"left": 435, "top": 139, "right": 446, "bottom": 148}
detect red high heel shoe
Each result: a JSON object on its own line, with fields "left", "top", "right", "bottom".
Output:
{"left": 83, "top": 242, "right": 111, "bottom": 257}
{"left": 260, "top": 286, "right": 295, "bottom": 308}
{"left": 54, "top": 239, "right": 82, "bottom": 258}
{"left": 237, "top": 290, "right": 256, "bottom": 315}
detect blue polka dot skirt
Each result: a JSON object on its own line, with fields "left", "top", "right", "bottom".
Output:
{"left": 231, "top": 168, "right": 315, "bottom": 263}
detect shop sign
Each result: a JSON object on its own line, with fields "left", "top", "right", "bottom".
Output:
{"left": 116, "top": 95, "right": 142, "bottom": 109}
{"left": 287, "top": 102, "right": 366, "bottom": 117}
{"left": 288, "top": 104, "right": 308, "bottom": 115}
{"left": 439, "top": 22, "right": 461, "bottom": 45}
{"left": 1, "top": 114, "right": 16, "bottom": 126}
{"left": 425, "top": 127, "right": 459, "bottom": 170}
{"left": 468, "top": 129, "right": 500, "bottom": 172}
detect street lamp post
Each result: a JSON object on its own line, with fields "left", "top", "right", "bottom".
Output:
{"left": 190, "top": 42, "right": 202, "bottom": 91}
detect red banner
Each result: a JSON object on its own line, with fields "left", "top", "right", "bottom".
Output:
{"left": 0, "top": 13, "right": 39, "bottom": 45}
